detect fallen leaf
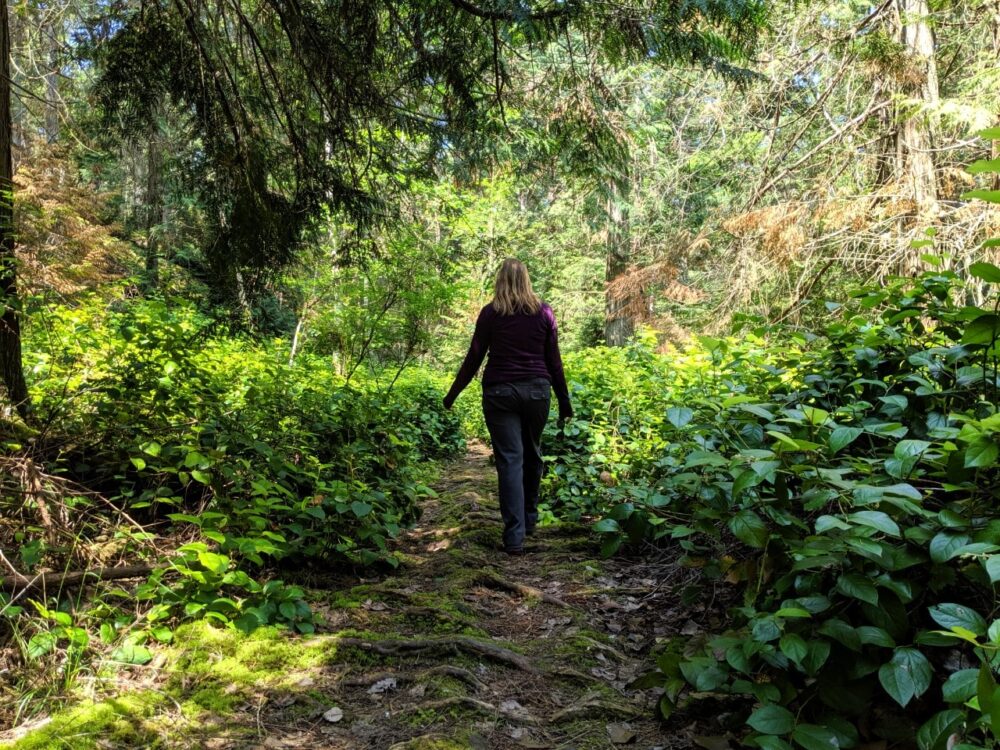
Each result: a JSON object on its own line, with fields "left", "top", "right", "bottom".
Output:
{"left": 323, "top": 706, "right": 344, "bottom": 723}
{"left": 607, "top": 723, "right": 637, "bottom": 744}
{"left": 368, "top": 677, "right": 397, "bottom": 694}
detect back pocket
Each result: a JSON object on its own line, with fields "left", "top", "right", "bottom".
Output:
{"left": 484, "top": 384, "right": 515, "bottom": 398}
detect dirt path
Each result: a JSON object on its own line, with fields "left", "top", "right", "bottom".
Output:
{"left": 3, "top": 445, "right": 690, "bottom": 750}
{"left": 267, "top": 442, "right": 681, "bottom": 749}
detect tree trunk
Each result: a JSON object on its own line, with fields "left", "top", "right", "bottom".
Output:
{"left": 143, "top": 119, "right": 163, "bottom": 291}
{"left": 44, "top": 12, "right": 60, "bottom": 143}
{"left": 0, "top": 0, "right": 29, "bottom": 417}
{"left": 603, "top": 178, "right": 633, "bottom": 346}
{"left": 992, "top": 0, "right": 999, "bottom": 192}
{"left": 896, "top": 0, "right": 939, "bottom": 271}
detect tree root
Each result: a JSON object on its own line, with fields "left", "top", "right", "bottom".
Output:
{"left": 577, "top": 636, "right": 629, "bottom": 662}
{"left": 549, "top": 691, "right": 644, "bottom": 723}
{"left": 399, "top": 605, "right": 462, "bottom": 623}
{"left": 393, "top": 696, "right": 542, "bottom": 726}
{"left": 337, "top": 635, "right": 540, "bottom": 674}
{"left": 474, "top": 572, "right": 575, "bottom": 609}
{"left": 341, "top": 665, "right": 487, "bottom": 691}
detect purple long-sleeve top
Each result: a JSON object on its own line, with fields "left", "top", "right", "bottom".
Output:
{"left": 444, "top": 302, "right": 571, "bottom": 412}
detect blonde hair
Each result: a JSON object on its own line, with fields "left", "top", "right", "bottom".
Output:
{"left": 493, "top": 258, "right": 542, "bottom": 316}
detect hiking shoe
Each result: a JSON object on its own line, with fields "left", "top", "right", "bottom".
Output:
{"left": 503, "top": 546, "right": 525, "bottom": 556}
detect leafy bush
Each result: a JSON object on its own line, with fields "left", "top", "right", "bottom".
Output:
{"left": 13, "top": 294, "right": 463, "bottom": 638}
{"left": 546, "top": 259, "right": 1000, "bottom": 746}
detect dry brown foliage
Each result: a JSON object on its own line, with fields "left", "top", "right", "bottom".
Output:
{"left": 716, "top": 189, "right": 1000, "bottom": 323}
{"left": 14, "top": 146, "right": 136, "bottom": 297}
{"left": 605, "top": 234, "right": 708, "bottom": 344}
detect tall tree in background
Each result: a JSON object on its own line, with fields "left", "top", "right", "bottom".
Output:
{"left": 94, "top": 0, "right": 766, "bottom": 308}
{"left": 0, "top": 0, "right": 29, "bottom": 416}
{"left": 896, "top": 0, "right": 939, "bottom": 226}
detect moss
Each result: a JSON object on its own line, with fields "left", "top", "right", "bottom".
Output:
{"left": 4, "top": 623, "right": 339, "bottom": 749}
{"left": 1, "top": 693, "right": 166, "bottom": 750}
{"left": 391, "top": 735, "right": 469, "bottom": 749}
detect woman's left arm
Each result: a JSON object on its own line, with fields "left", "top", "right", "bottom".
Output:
{"left": 542, "top": 306, "right": 572, "bottom": 421}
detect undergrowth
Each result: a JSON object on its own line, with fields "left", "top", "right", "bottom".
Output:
{"left": 542, "top": 139, "right": 1000, "bottom": 749}
{"left": 1, "top": 293, "right": 463, "bottom": 727}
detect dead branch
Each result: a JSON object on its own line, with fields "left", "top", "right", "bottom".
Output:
{"left": 0, "top": 563, "right": 157, "bottom": 592}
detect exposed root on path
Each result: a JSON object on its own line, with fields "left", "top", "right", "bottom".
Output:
{"left": 392, "top": 696, "right": 542, "bottom": 725}
{"left": 337, "top": 635, "right": 541, "bottom": 674}
{"left": 474, "top": 571, "right": 575, "bottom": 609}
{"left": 549, "top": 691, "right": 646, "bottom": 723}
{"left": 341, "top": 665, "right": 488, "bottom": 691}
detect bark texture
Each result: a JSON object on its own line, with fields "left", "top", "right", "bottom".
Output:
{"left": 0, "top": 0, "right": 30, "bottom": 417}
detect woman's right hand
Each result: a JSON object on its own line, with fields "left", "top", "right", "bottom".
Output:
{"left": 558, "top": 403, "right": 573, "bottom": 424}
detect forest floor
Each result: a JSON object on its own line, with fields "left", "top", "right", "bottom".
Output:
{"left": 2, "top": 443, "right": 714, "bottom": 750}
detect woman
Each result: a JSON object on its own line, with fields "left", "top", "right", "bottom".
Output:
{"left": 443, "top": 259, "right": 573, "bottom": 555}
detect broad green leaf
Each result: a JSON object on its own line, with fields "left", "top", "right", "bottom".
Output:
{"left": 857, "top": 626, "right": 895, "bottom": 647}
{"left": 941, "top": 668, "right": 978, "bottom": 703}
{"left": 666, "top": 407, "right": 694, "bottom": 428}
{"left": 190, "top": 470, "right": 211, "bottom": 484}
{"left": 593, "top": 518, "right": 620, "bottom": 533}
{"left": 818, "top": 619, "right": 861, "bottom": 651}
{"left": 964, "top": 439, "right": 999, "bottom": 469}
{"left": 984, "top": 555, "right": 1000, "bottom": 583}
{"left": 747, "top": 704, "right": 796, "bottom": 735}
{"left": 815, "top": 515, "right": 851, "bottom": 533}
{"left": 130, "top": 457, "right": 146, "bottom": 470}
{"left": 916, "top": 709, "right": 964, "bottom": 750}
{"left": 848, "top": 511, "right": 900, "bottom": 537}
{"left": 928, "top": 603, "right": 987, "bottom": 636}
{"left": 929, "top": 532, "right": 972, "bottom": 563}
{"left": 197, "top": 551, "right": 229, "bottom": 574}
{"left": 962, "top": 189, "right": 1000, "bottom": 203}
{"left": 791, "top": 724, "right": 841, "bottom": 750}
{"left": 779, "top": 633, "right": 809, "bottom": 664}
{"left": 801, "top": 406, "right": 830, "bottom": 426}
{"left": 27, "top": 632, "right": 57, "bottom": 659}
{"left": 350, "top": 501, "right": 373, "bottom": 518}
{"left": 730, "top": 510, "right": 769, "bottom": 548}
{"left": 895, "top": 439, "right": 931, "bottom": 458}
{"left": 835, "top": 573, "right": 879, "bottom": 605}
{"left": 110, "top": 643, "right": 153, "bottom": 665}
{"left": 961, "top": 314, "right": 1000, "bottom": 346}
{"left": 829, "top": 426, "right": 862, "bottom": 453}
{"left": 733, "top": 469, "right": 763, "bottom": 500}
{"left": 739, "top": 403, "right": 777, "bottom": 421}
{"left": 752, "top": 617, "right": 782, "bottom": 643}
{"left": 879, "top": 647, "right": 933, "bottom": 707}
{"left": 802, "top": 639, "right": 831, "bottom": 676}
{"left": 969, "top": 262, "right": 1000, "bottom": 283}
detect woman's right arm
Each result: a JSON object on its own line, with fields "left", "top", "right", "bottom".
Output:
{"left": 443, "top": 307, "right": 491, "bottom": 409}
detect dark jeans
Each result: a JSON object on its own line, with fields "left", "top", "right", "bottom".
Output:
{"left": 482, "top": 377, "right": 551, "bottom": 549}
